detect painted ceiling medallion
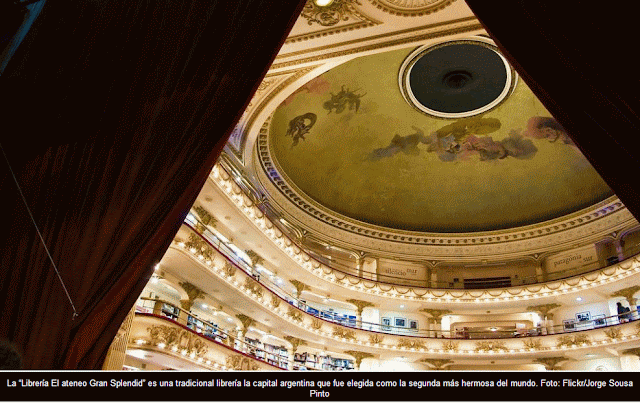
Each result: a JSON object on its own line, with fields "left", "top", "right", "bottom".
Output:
{"left": 399, "top": 38, "right": 516, "bottom": 119}
{"left": 302, "top": 0, "right": 363, "bottom": 26}
{"left": 369, "top": 0, "right": 456, "bottom": 16}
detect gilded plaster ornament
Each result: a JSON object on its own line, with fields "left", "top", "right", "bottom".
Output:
{"left": 368, "top": 0, "right": 455, "bottom": 16}
{"left": 333, "top": 326, "right": 357, "bottom": 340}
{"left": 301, "top": 0, "right": 362, "bottom": 26}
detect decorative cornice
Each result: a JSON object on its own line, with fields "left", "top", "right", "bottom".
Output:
{"left": 257, "top": 125, "right": 633, "bottom": 258}
{"left": 173, "top": 238, "right": 640, "bottom": 358}
{"left": 211, "top": 164, "right": 640, "bottom": 302}
{"left": 368, "top": 0, "right": 456, "bottom": 17}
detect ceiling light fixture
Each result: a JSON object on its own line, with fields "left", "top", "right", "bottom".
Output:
{"left": 314, "top": 0, "right": 334, "bottom": 6}
{"left": 576, "top": 297, "right": 583, "bottom": 302}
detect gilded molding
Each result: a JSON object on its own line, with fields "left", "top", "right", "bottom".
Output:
{"left": 333, "top": 326, "right": 357, "bottom": 340}
{"left": 369, "top": 333, "right": 384, "bottom": 344}
{"left": 556, "top": 334, "right": 591, "bottom": 348}
{"left": 301, "top": 0, "right": 365, "bottom": 26}
{"left": 222, "top": 261, "right": 237, "bottom": 278}
{"left": 604, "top": 328, "right": 622, "bottom": 340}
{"left": 271, "top": 20, "right": 483, "bottom": 70}
{"left": 226, "top": 354, "right": 260, "bottom": 371}
{"left": 193, "top": 205, "right": 216, "bottom": 227}
{"left": 397, "top": 338, "right": 426, "bottom": 349}
{"left": 147, "top": 325, "right": 208, "bottom": 358}
{"left": 442, "top": 340, "right": 458, "bottom": 351}
{"left": 244, "top": 277, "right": 264, "bottom": 298}
{"left": 258, "top": 125, "right": 630, "bottom": 254}
{"left": 211, "top": 168, "right": 640, "bottom": 302}
{"left": 288, "top": 306, "right": 304, "bottom": 323}
{"left": 311, "top": 317, "right": 324, "bottom": 330}
{"left": 368, "top": 0, "right": 456, "bottom": 16}
{"left": 345, "top": 299, "right": 376, "bottom": 315}
{"left": 475, "top": 341, "right": 506, "bottom": 352}
{"left": 522, "top": 339, "right": 542, "bottom": 350}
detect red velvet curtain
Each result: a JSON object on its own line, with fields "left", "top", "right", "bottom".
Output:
{"left": 464, "top": 1, "right": 640, "bottom": 221}
{"left": 0, "top": 0, "right": 305, "bottom": 369}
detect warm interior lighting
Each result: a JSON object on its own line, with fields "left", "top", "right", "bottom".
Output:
{"left": 314, "top": 0, "right": 334, "bottom": 6}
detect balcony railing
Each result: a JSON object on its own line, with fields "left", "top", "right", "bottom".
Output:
{"left": 134, "top": 297, "right": 289, "bottom": 370}
{"left": 178, "top": 215, "right": 640, "bottom": 340}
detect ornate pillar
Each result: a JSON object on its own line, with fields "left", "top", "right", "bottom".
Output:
{"left": 611, "top": 286, "right": 640, "bottom": 309}
{"left": 178, "top": 281, "right": 205, "bottom": 326}
{"left": 534, "top": 356, "right": 567, "bottom": 371}
{"left": 235, "top": 314, "right": 256, "bottom": 353}
{"left": 344, "top": 350, "right": 374, "bottom": 371}
{"left": 284, "top": 336, "right": 307, "bottom": 370}
{"left": 346, "top": 299, "right": 375, "bottom": 329}
{"left": 289, "top": 279, "right": 310, "bottom": 301}
{"left": 420, "top": 309, "right": 451, "bottom": 338}
{"left": 527, "top": 303, "right": 561, "bottom": 335}
{"left": 419, "top": 358, "right": 453, "bottom": 371}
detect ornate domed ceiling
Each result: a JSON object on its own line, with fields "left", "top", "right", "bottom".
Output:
{"left": 264, "top": 38, "right": 614, "bottom": 233}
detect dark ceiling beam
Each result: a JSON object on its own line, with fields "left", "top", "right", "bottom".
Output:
{"left": 465, "top": 1, "right": 640, "bottom": 221}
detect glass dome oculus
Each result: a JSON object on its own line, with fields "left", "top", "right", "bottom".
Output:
{"left": 399, "top": 37, "right": 516, "bottom": 118}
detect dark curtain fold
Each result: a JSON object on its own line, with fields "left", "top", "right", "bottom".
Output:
{"left": 464, "top": 1, "right": 640, "bottom": 221}
{"left": 0, "top": 0, "right": 305, "bottom": 369}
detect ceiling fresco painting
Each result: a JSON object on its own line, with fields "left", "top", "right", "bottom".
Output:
{"left": 268, "top": 43, "right": 614, "bottom": 233}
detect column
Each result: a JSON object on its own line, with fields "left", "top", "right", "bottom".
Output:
{"left": 346, "top": 299, "right": 375, "bottom": 329}
{"left": 610, "top": 286, "right": 640, "bottom": 319}
{"left": 419, "top": 309, "right": 451, "bottom": 338}
{"left": 526, "top": 303, "right": 561, "bottom": 335}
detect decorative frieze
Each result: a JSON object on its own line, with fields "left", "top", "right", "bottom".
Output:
{"left": 147, "top": 325, "right": 208, "bottom": 358}
{"left": 226, "top": 354, "right": 259, "bottom": 371}
{"left": 397, "top": 338, "right": 426, "bottom": 350}
{"left": 333, "top": 326, "right": 357, "bottom": 340}
{"left": 244, "top": 277, "right": 264, "bottom": 298}
{"left": 474, "top": 341, "right": 506, "bottom": 352}
{"left": 369, "top": 333, "right": 384, "bottom": 344}
{"left": 287, "top": 306, "right": 304, "bottom": 323}
{"left": 556, "top": 334, "right": 590, "bottom": 348}
{"left": 604, "top": 328, "right": 622, "bottom": 340}
{"left": 522, "top": 338, "right": 542, "bottom": 350}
